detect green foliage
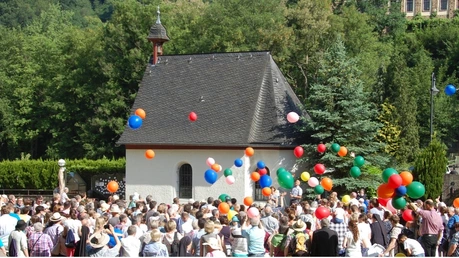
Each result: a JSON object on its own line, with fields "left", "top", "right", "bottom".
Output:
{"left": 376, "top": 102, "right": 401, "bottom": 155}
{"left": 413, "top": 138, "right": 448, "bottom": 199}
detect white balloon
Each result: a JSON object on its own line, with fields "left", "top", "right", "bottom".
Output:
{"left": 206, "top": 157, "right": 215, "bottom": 167}
{"left": 287, "top": 112, "right": 300, "bottom": 123}
{"left": 308, "top": 177, "right": 319, "bottom": 187}
{"left": 226, "top": 175, "right": 235, "bottom": 185}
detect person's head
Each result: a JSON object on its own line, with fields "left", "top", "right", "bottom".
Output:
{"left": 371, "top": 198, "right": 380, "bottom": 208}
{"left": 173, "top": 197, "right": 179, "bottom": 204}
{"left": 320, "top": 218, "right": 330, "bottom": 228}
{"left": 350, "top": 192, "right": 357, "bottom": 199}
{"left": 204, "top": 221, "right": 215, "bottom": 234}
{"left": 15, "top": 220, "right": 27, "bottom": 231}
{"left": 150, "top": 229, "right": 162, "bottom": 242}
{"left": 33, "top": 222, "right": 44, "bottom": 232}
{"left": 250, "top": 217, "right": 260, "bottom": 227}
{"left": 8, "top": 195, "right": 16, "bottom": 203}
{"left": 165, "top": 220, "right": 177, "bottom": 233}
{"left": 295, "top": 180, "right": 301, "bottom": 187}
{"left": 207, "top": 197, "right": 214, "bottom": 205}
{"left": 389, "top": 214, "right": 400, "bottom": 226}
{"left": 424, "top": 199, "right": 434, "bottom": 210}
{"left": 348, "top": 219, "right": 359, "bottom": 242}
{"left": 397, "top": 233, "right": 408, "bottom": 243}
{"left": 127, "top": 225, "right": 137, "bottom": 236}
{"left": 89, "top": 232, "right": 110, "bottom": 249}
{"left": 264, "top": 206, "right": 273, "bottom": 216}
{"left": 69, "top": 209, "right": 78, "bottom": 220}
{"left": 219, "top": 216, "right": 229, "bottom": 225}
{"left": 448, "top": 207, "right": 455, "bottom": 217}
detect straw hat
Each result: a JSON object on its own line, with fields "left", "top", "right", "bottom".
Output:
{"left": 110, "top": 204, "right": 121, "bottom": 213}
{"left": 100, "top": 203, "right": 110, "bottom": 212}
{"left": 50, "top": 212, "right": 63, "bottom": 222}
{"left": 203, "top": 238, "right": 221, "bottom": 250}
{"left": 89, "top": 232, "right": 110, "bottom": 248}
{"left": 292, "top": 220, "right": 306, "bottom": 232}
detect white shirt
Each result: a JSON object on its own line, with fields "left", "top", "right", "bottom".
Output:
{"left": 335, "top": 208, "right": 345, "bottom": 220}
{"left": 349, "top": 198, "right": 359, "bottom": 206}
{"left": 403, "top": 238, "right": 425, "bottom": 256}
{"left": 120, "top": 235, "right": 141, "bottom": 257}
{"left": 0, "top": 214, "right": 18, "bottom": 249}
{"left": 64, "top": 219, "right": 82, "bottom": 242}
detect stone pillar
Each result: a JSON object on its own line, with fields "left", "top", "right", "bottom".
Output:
{"left": 415, "top": 0, "right": 422, "bottom": 14}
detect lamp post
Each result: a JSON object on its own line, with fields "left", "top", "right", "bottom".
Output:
{"left": 430, "top": 72, "right": 440, "bottom": 142}
{"left": 57, "top": 159, "right": 66, "bottom": 198}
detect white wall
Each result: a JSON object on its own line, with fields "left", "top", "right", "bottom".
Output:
{"left": 125, "top": 148, "right": 304, "bottom": 204}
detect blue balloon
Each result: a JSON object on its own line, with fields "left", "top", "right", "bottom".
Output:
{"left": 259, "top": 175, "right": 272, "bottom": 188}
{"left": 395, "top": 185, "right": 407, "bottom": 197}
{"left": 234, "top": 159, "right": 243, "bottom": 167}
{"left": 204, "top": 169, "right": 218, "bottom": 184}
{"left": 128, "top": 115, "right": 143, "bottom": 129}
{"left": 257, "top": 161, "right": 266, "bottom": 170}
{"left": 445, "top": 84, "right": 457, "bottom": 96}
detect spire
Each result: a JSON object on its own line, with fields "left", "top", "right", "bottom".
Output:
{"left": 156, "top": 6, "right": 161, "bottom": 24}
{"left": 147, "top": 5, "right": 169, "bottom": 65}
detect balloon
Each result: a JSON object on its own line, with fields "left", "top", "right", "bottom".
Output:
{"left": 259, "top": 175, "right": 272, "bottom": 188}
{"left": 276, "top": 167, "right": 287, "bottom": 176}
{"left": 225, "top": 175, "right": 235, "bottom": 185}
{"left": 342, "top": 195, "right": 350, "bottom": 204}
{"left": 331, "top": 143, "right": 340, "bottom": 153}
{"left": 391, "top": 196, "right": 407, "bottom": 210}
{"left": 314, "top": 185, "right": 324, "bottom": 194}
{"left": 234, "top": 159, "right": 243, "bottom": 167}
{"left": 224, "top": 168, "right": 233, "bottom": 177}
{"left": 406, "top": 181, "right": 425, "bottom": 199}
{"left": 218, "top": 202, "right": 230, "bottom": 214}
{"left": 454, "top": 198, "right": 459, "bottom": 208}
{"left": 377, "top": 183, "right": 395, "bottom": 199}
{"left": 206, "top": 157, "right": 215, "bottom": 167}
{"left": 378, "top": 197, "right": 390, "bottom": 207}
{"left": 395, "top": 253, "right": 406, "bottom": 257}
{"left": 258, "top": 168, "right": 267, "bottom": 176}
{"left": 445, "top": 84, "right": 457, "bottom": 96}
{"left": 218, "top": 194, "right": 229, "bottom": 202}
{"left": 308, "top": 177, "right": 319, "bottom": 187}
{"left": 107, "top": 181, "right": 119, "bottom": 193}
{"left": 250, "top": 172, "right": 260, "bottom": 182}
{"left": 387, "top": 174, "right": 402, "bottom": 189}
{"left": 315, "top": 207, "right": 330, "bottom": 220}
{"left": 400, "top": 171, "right": 413, "bottom": 186}
{"left": 204, "top": 169, "right": 218, "bottom": 184}
{"left": 300, "top": 172, "right": 310, "bottom": 182}
{"left": 353, "top": 156, "right": 365, "bottom": 167}
{"left": 349, "top": 166, "right": 361, "bottom": 178}
{"left": 317, "top": 143, "right": 326, "bottom": 153}
{"left": 245, "top": 147, "right": 254, "bottom": 157}
{"left": 188, "top": 111, "right": 197, "bottom": 122}
{"left": 314, "top": 164, "right": 326, "bottom": 175}
{"left": 243, "top": 196, "right": 253, "bottom": 206}
{"left": 211, "top": 163, "right": 220, "bottom": 172}
{"left": 386, "top": 199, "right": 396, "bottom": 214}
{"left": 278, "top": 171, "right": 294, "bottom": 189}
{"left": 395, "top": 185, "right": 407, "bottom": 197}
{"left": 227, "top": 210, "right": 238, "bottom": 220}
{"left": 128, "top": 115, "right": 143, "bottom": 129}
{"left": 287, "top": 112, "right": 300, "bottom": 123}
{"left": 247, "top": 207, "right": 259, "bottom": 218}
{"left": 382, "top": 168, "right": 398, "bottom": 183}
{"left": 294, "top": 146, "right": 304, "bottom": 158}
{"left": 145, "top": 149, "right": 155, "bottom": 159}
{"left": 135, "top": 108, "right": 146, "bottom": 119}
{"left": 402, "top": 209, "right": 414, "bottom": 222}
{"left": 337, "top": 146, "right": 348, "bottom": 157}
{"left": 320, "top": 177, "right": 333, "bottom": 191}
{"left": 257, "top": 161, "right": 266, "bottom": 170}
{"left": 262, "top": 187, "right": 272, "bottom": 196}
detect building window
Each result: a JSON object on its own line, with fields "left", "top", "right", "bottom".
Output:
{"left": 440, "top": 0, "right": 448, "bottom": 10}
{"left": 254, "top": 167, "right": 270, "bottom": 201}
{"left": 178, "top": 164, "right": 192, "bottom": 198}
{"left": 423, "top": 0, "right": 431, "bottom": 11}
{"left": 407, "top": 0, "right": 414, "bottom": 12}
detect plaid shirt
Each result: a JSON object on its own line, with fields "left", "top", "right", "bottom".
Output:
{"left": 329, "top": 221, "right": 349, "bottom": 252}
{"left": 28, "top": 232, "right": 54, "bottom": 257}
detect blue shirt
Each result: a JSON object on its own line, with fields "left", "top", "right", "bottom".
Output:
{"left": 142, "top": 241, "right": 169, "bottom": 257}
{"left": 242, "top": 226, "right": 265, "bottom": 255}
{"left": 9, "top": 213, "right": 20, "bottom": 221}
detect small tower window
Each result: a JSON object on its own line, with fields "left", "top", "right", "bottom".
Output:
{"left": 179, "top": 164, "right": 192, "bottom": 199}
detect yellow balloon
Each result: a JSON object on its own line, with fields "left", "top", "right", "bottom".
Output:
{"left": 395, "top": 253, "right": 406, "bottom": 257}
{"left": 342, "top": 195, "right": 351, "bottom": 204}
{"left": 227, "top": 210, "right": 237, "bottom": 220}
{"left": 300, "top": 172, "right": 310, "bottom": 182}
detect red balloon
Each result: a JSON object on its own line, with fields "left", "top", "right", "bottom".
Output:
{"left": 378, "top": 197, "right": 390, "bottom": 207}
{"left": 188, "top": 112, "right": 197, "bottom": 122}
{"left": 317, "top": 144, "right": 326, "bottom": 153}
{"left": 402, "top": 209, "right": 414, "bottom": 222}
{"left": 258, "top": 168, "right": 267, "bottom": 176}
{"left": 315, "top": 206, "right": 330, "bottom": 220}
{"left": 294, "top": 146, "right": 304, "bottom": 158}
{"left": 387, "top": 174, "right": 402, "bottom": 189}
{"left": 314, "top": 164, "right": 326, "bottom": 175}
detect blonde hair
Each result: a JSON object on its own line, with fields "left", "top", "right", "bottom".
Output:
{"left": 165, "top": 220, "right": 177, "bottom": 232}
{"left": 204, "top": 221, "right": 215, "bottom": 234}
{"left": 95, "top": 217, "right": 106, "bottom": 231}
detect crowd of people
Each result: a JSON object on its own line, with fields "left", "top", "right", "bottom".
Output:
{"left": 0, "top": 183, "right": 457, "bottom": 257}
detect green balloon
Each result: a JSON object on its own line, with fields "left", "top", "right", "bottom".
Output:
{"left": 406, "top": 181, "right": 425, "bottom": 199}
{"left": 277, "top": 167, "right": 287, "bottom": 176}
{"left": 382, "top": 168, "right": 398, "bottom": 183}
{"left": 224, "top": 168, "right": 233, "bottom": 177}
{"left": 353, "top": 156, "right": 365, "bottom": 167}
{"left": 350, "top": 166, "right": 361, "bottom": 178}
{"left": 331, "top": 143, "right": 340, "bottom": 153}
{"left": 314, "top": 185, "right": 324, "bottom": 194}
{"left": 392, "top": 196, "right": 407, "bottom": 209}
{"left": 278, "top": 171, "right": 294, "bottom": 189}
{"left": 218, "top": 194, "right": 229, "bottom": 202}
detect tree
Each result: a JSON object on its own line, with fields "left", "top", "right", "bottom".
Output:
{"left": 413, "top": 138, "right": 448, "bottom": 199}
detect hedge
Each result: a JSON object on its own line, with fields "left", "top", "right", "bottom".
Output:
{"left": 0, "top": 158, "right": 125, "bottom": 190}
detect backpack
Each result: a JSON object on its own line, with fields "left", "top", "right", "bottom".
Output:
{"left": 65, "top": 229, "right": 76, "bottom": 248}
{"left": 163, "top": 232, "right": 179, "bottom": 257}
{"left": 8, "top": 238, "right": 18, "bottom": 257}
{"left": 289, "top": 232, "right": 308, "bottom": 257}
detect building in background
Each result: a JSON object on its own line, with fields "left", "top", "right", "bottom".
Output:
{"left": 400, "top": 0, "right": 458, "bottom": 18}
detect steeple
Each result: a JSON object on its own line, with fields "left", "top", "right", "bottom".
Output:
{"left": 147, "top": 6, "right": 170, "bottom": 65}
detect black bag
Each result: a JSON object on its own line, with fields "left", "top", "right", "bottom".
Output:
{"left": 65, "top": 229, "right": 76, "bottom": 248}
{"left": 164, "top": 232, "right": 179, "bottom": 257}
{"left": 8, "top": 238, "right": 18, "bottom": 257}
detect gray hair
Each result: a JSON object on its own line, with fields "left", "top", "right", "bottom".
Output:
{"left": 33, "top": 222, "right": 44, "bottom": 232}
{"left": 320, "top": 218, "right": 330, "bottom": 228}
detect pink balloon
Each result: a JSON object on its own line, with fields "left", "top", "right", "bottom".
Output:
{"left": 388, "top": 174, "right": 402, "bottom": 189}
{"left": 308, "top": 177, "right": 319, "bottom": 187}
{"left": 247, "top": 207, "right": 260, "bottom": 218}
{"left": 386, "top": 199, "right": 396, "bottom": 214}
{"left": 258, "top": 168, "right": 267, "bottom": 176}
{"left": 314, "top": 164, "right": 326, "bottom": 175}
{"left": 287, "top": 112, "right": 300, "bottom": 123}
{"left": 225, "top": 175, "right": 235, "bottom": 185}
{"left": 206, "top": 157, "right": 215, "bottom": 167}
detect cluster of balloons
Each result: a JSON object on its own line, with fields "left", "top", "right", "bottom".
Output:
{"left": 107, "top": 181, "right": 119, "bottom": 193}
{"left": 128, "top": 108, "right": 146, "bottom": 129}
{"left": 301, "top": 171, "right": 333, "bottom": 194}
{"left": 349, "top": 156, "right": 365, "bottom": 178}
{"left": 276, "top": 168, "right": 294, "bottom": 189}
{"left": 330, "top": 143, "right": 348, "bottom": 157}
{"left": 250, "top": 161, "right": 273, "bottom": 196}
{"left": 204, "top": 157, "right": 237, "bottom": 185}
{"left": 294, "top": 146, "right": 304, "bottom": 158}
{"left": 145, "top": 149, "right": 155, "bottom": 159}
{"left": 377, "top": 169, "right": 425, "bottom": 210}
{"left": 287, "top": 112, "right": 300, "bottom": 123}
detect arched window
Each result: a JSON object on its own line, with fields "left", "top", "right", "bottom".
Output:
{"left": 179, "top": 164, "right": 192, "bottom": 199}
{"left": 254, "top": 167, "right": 270, "bottom": 201}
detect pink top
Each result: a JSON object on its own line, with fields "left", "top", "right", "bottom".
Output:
{"left": 417, "top": 208, "right": 444, "bottom": 235}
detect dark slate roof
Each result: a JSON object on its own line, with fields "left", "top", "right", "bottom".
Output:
{"left": 117, "top": 52, "right": 304, "bottom": 148}
{"left": 147, "top": 23, "right": 169, "bottom": 42}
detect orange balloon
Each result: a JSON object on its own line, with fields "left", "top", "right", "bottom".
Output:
{"left": 377, "top": 183, "right": 395, "bottom": 199}
{"left": 250, "top": 172, "right": 260, "bottom": 182}
{"left": 243, "top": 196, "right": 253, "bottom": 206}
{"left": 145, "top": 149, "right": 155, "bottom": 159}
{"left": 454, "top": 198, "right": 459, "bottom": 208}
{"left": 218, "top": 202, "right": 230, "bottom": 214}
{"left": 107, "top": 181, "right": 119, "bottom": 193}
{"left": 211, "top": 163, "right": 220, "bottom": 172}
{"left": 135, "top": 108, "right": 146, "bottom": 119}
{"left": 337, "top": 146, "right": 348, "bottom": 157}
{"left": 400, "top": 171, "right": 413, "bottom": 186}
{"left": 262, "top": 187, "right": 272, "bottom": 196}
{"left": 245, "top": 147, "right": 254, "bottom": 157}
{"left": 320, "top": 177, "right": 333, "bottom": 191}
